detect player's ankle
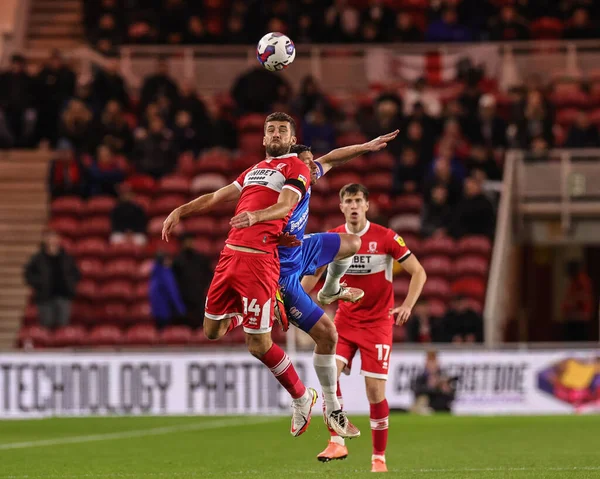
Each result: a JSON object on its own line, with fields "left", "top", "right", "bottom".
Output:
{"left": 331, "top": 435, "right": 345, "bottom": 446}
{"left": 372, "top": 454, "right": 386, "bottom": 462}
{"left": 292, "top": 387, "right": 310, "bottom": 404}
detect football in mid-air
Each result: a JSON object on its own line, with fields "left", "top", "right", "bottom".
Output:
{"left": 256, "top": 32, "right": 296, "bottom": 72}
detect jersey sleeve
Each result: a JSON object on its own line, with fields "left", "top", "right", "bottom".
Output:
{"left": 233, "top": 165, "right": 254, "bottom": 191}
{"left": 282, "top": 159, "right": 310, "bottom": 199}
{"left": 385, "top": 229, "right": 412, "bottom": 262}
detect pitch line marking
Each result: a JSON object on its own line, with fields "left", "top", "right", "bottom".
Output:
{"left": 0, "top": 416, "right": 277, "bottom": 451}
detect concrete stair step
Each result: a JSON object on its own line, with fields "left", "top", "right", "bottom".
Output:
{"left": 0, "top": 296, "right": 27, "bottom": 308}
{"left": 30, "top": 11, "right": 81, "bottom": 23}
{"left": 0, "top": 245, "right": 38, "bottom": 260}
{"left": 0, "top": 164, "right": 49, "bottom": 180}
{"left": 0, "top": 212, "right": 47, "bottom": 223}
{"left": 1, "top": 182, "right": 47, "bottom": 193}
{"left": 29, "top": 24, "right": 84, "bottom": 36}
{"left": 33, "top": 0, "right": 82, "bottom": 13}
{"left": 27, "top": 38, "right": 83, "bottom": 49}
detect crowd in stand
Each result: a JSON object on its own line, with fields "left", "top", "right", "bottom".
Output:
{"left": 83, "top": 0, "right": 599, "bottom": 55}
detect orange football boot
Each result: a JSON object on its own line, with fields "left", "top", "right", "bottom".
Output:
{"left": 317, "top": 441, "right": 348, "bottom": 462}
{"left": 371, "top": 458, "right": 388, "bottom": 473}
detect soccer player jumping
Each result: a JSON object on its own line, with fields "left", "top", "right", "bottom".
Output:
{"left": 302, "top": 183, "right": 427, "bottom": 473}
{"left": 162, "top": 112, "right": 318, "bottom": 437}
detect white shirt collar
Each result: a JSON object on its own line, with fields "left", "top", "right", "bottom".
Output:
{"left": 345, "top": 220, "right": 370, "bottom": 237}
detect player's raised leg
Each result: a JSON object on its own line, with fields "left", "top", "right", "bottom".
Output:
{"left": 317, "top": 234, "right": 365, "bottom": 305}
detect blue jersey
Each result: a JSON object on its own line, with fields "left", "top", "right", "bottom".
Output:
{"left": 279, "top": 161, "right": 324, "bottom": 276}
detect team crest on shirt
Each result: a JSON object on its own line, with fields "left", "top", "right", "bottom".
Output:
{"left": 394, "top": 234, "right": 405, "bottom": 247}
{"left": 275, "top": 163, "right": 286, "bottom": 171}
{"left": 368, "top": 241, "right": 378, "bottom": 253}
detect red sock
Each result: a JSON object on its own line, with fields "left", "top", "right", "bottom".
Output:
{"left": 259, "top": 344, "right": 306, "bottom": 399}
{"left": 226, "top": 315, "right": 243, "bottom": 334}
{"left": 326, "top": 382, "right": 344, "bottom": 437}
{"left": 370, "top": 399, "right": 389, "bottom": 456}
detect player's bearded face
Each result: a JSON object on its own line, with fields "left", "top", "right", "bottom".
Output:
{"left": 264, "top": 122, "right": 296, "bottom": 157}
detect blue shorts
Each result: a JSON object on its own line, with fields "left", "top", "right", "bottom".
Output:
{"left": 279, "top": 233, "right": 341, "bottom": 333}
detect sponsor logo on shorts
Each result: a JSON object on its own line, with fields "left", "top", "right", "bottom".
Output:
{"left": 289, "top": 306, "right": 303, "bottom": 320}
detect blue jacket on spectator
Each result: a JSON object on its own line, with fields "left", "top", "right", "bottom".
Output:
{"left": 149, "top": 256, "right": 187, "bottom": 326}
{"left": 426, "top": 20, "right": 473, "bottom": 43}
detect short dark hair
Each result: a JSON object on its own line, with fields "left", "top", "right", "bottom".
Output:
{"left": 290, "top": 144, "right": 311, "bottom": 155}
{"left": 339, "top": 183, "right": 369, "bottom": 202}
{"left": 264, "top": 112, "right": 296, "bottom": 135}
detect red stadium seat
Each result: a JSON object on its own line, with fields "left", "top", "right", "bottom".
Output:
{"left": 106, "top": 241, "right": 141, "bottom": 260}
{"left": 365, "top": 172, "right": 393, "bottom": 193}
{"left": 192, "top": 237, "right": 213, "bottom": 256}
{"left": 126, "top": 175, "right": 156, "bottom": 195}
{"left": 328, "top": 173, "right": 362, "bottom": 191}
{"left": 158, "top": 175, "right": 191, "bottom": 195}
{"left": 52, "top": 325, "right": 86, "bottom": 347}
{"left": 148, "top": 216, "right": 170, "bottom": 238}
{"left": 97, "top": 280, "right": 134, "bottom": 301}
{"left": 191, "top": 173, "right": 229, "bottom": 195}
{"left": 215, "top": 217, "right": 232, "bottom": 236}
{"left": 454, "top": 256, "right": 489, "bottom": 278}
{"left": 428, "top": 299, "right": 447, "bottom": 318}
{"left": 79, "top": 217, "right": 111, "bottom": 238}
{"left": 370, "top": 152, "right": 395, "bottom": 171}
{"left": 70, "top": 301, "right": 93, "bottom": 325}
{"left": 51, "top": 196, "right": 84, "bottom": 217}
{"left": 136, "top": 259, "right": 154, "bottom": 281}
{"left": 133, "top": 195, "right": 152, "bottom": 214}
{"left": 390, "top": 194, "right": 423, "bottom": 214}
{"left": 239, "top": 132, "right": 265, "bottom": 155}
{"left": 76, "top": 280, "right": 98, "bottom": 301}
{"left": 456, "top": 236, "right": 492, "bottom": 257}
{"left": 18, "top": 325, "right": 52, "bottom": 348}
{"left": 388, "top": 214, "right": 421, "bottom": 234}
{"left": 177, "top": 152, "right": 195, "bottom": 176}
{"left": 86, "top": 325, "right": 123, "bottom": 347}
{"left": 94, "top": 302, "right": 130, "bottom": 325}
{"left": 308, "top": 194, "right": 328, "bottom": 216}
{"left": 464, "top": 298, "right": 484, "bottom": 314}
{"left": 22, "top": 304, "right": 38, "bottom": 326}
{"left": 78, "top": 258, "right": 104, "bottom": 281}
{"left": 393, "top": 277, "right": 410, "bottom": 298}
{"left": 452, "top": 277, "right": 486, "bottom": 301}
{"left": 422, "top": 277, "right": 451, "bottom": 300}
{"left": 160, "top": 325, "right": 192, "bottom": 345}
{"left": 85, "top": 196, "right": 117, "bottom": 217}
{"left": 190, "top": 327, "right": 212, "bottom": 345}
{"left": 144, "top": 237, "right": 180, "bottom": 258}
{"left": 130, "top": 301, "right": 153, "bottom": 324}
{"left": 184, "top": 217, "right": 218, "bottom": 236}
{"left": 305, "top": 216, "right": 323, "bottom": 234}
{"left": 195, "top": 150, "right": 232, "bottom": 175}
{"left": 336, "top": 132, "right": 367, "bottom": 147}
{"left": 124, "top": 324, "right": 159, "bottom": 345}
{"left": 134, "top": 282, "right": 149, "bottom": 301}
{"left": 238, "top": 113, "right": 266, "bottom": 132}
{"left": 530, "top": 17, "right": 563, "bottom": 40}
{"left": 589, "top": 108, "right": 600, "bottom": 126}
{"left": 49, "top": 217, "right": 79, "bottom": 238}
{"left": 75, "top": 237, "right": 107, "bottom": 259}
{"left": 148, "top": 195, "right": 187, "bottom": 217}
{"left": 101, "top": 259, "right": 138, "bottom": 281}
{"left": 556, "top": 108, "right": 580, "bottom": 127}
{"left": 421, "top": 236, "right": 456, "bottom": 257}
{"left": 421, "top": 255, "right": 452, "bottom": 277}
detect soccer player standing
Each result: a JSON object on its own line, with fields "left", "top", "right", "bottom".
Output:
{"left": 162, "top": 112, "right": 318, "bottom": 437}
{"left": 303, "top": 183, "right": 427, "bottom": 472}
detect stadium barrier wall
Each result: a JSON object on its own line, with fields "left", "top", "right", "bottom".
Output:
{"left": 0, "top": 350, "right": 598, "bottom": 418}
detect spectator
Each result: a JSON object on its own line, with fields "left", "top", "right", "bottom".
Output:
{"left": 565, "top": 112, "right": 600, "bottom": 148}
{"left": 465, "top": 94, "right": 507, "bottom": 149}
{"left": 58, "top": 99, "right": 95, "bottom": 154}
{"left": 224, "top": 15, "right": 248, "bottom": 44}
{"left": 98, "top": 100, "right": 133, "bottom": 154}
{"left": 525, "top": 136, "right": 550, "bottom": 162}
{"left": 393, "top": 147, "right": 422, "bottom": 195}
{"left": 140, "top": 59, "right": 179, "bottom": 111}
{"left": 37, "top": 51, "right": 76, "bottom": 146}
{"left": 442, "top": 295, "right": 483, "bottom": 343}
{"left": 361, "top": 95, "right": 403, "bottom": 156}
{"left": 149, "top": 252, "right": 187, "bottom": 330}
{"left": 292, "top": 75, "right": 331, "bottom": 119}
{"left": 90, "top": 13, "right": 123, "bottom": 53}
{"left": 426, "top": 7, "right": 473, "bottom": 43}
{"left": 420, "top": 185, "right": 453, "bottom": 238}
{"left": 177, "top": 80, "right": 209, "bottom": 129}
{"left": 465, "top": 145, "right": 502, "bottom": 181}
{"left": 406, "top": 300, "right": 444, "bottom": 343}
{"left": 83, "top": 144, "right": 127, "bottom": 197}
{"left": 172, "top": 233, "right": 213, "bottom": 329}
{"left": 133, "top": 116, "right": 177, "bottom": 179}
{"left": 302, "top": 107, "right": 336, "bottom": 154}
{"left": 47, "top": 140, "right": 85, "bottom": 199}
{"left": 161, "top": 0, "right": 187, "bottom": 44}
{"left": 24, "top": 229, "right": 80, "bottom": 330}
{"left": 450, "top": 177, "right": 495, "bottom": 238}
{"left": 92, "top": 58, "right": 129, "bottom": 110}
{"left": 231, "top": 66, "right": 291, "bottom": 114}
{"left": 489, "top": 5, "right": 530, "bottom": 41}
{"left": 185, "top": 16, "right": 211, "bottom": 44}
{"left": 411, "top": 350, "right": 456, "bottom": 414}
{"left": 295, "top": 12, "right": 319, "bottom": 44}
{"left": 391, "top": 11, "right": 423, "bottom": 42}
{"left": 324, "top": 0, "right": 360, "bottom": 43}
{"left": 110, "top": 185, "right": 148, "bottom": 246}
{"left": 126, "top": 7, "right": 158, "bottom": 44}
{"left": 204, "top": 99, "right": 238, "bottom": 150}
{"left": 562, "top": 261, "right": 594, "bottom": 341}
{"left": 173, "top": 110, "right": 201, "bottom": 155}
{"left": 403, "top": 78, "right": 442, "bottom": 118}
{"left": 0, "top": 54, "right": 38, "bottom": 148}
{"left": 423, "top": 156, "right": 463, "bottom": 206}
{"left": 361, "top": 0, "right": 394, "bottom": 42}
{"left": 515, "top": 90, "right": 554, "bottom": 148}
{"left": 564, "top": 8, "right": 596, "bottom": 40}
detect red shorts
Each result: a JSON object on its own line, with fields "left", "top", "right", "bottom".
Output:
{"left": 205, "top": 247, "right": 279, "bottom": 334}
{"left": 334, "top": 316, "right": 394, "bottom": 380}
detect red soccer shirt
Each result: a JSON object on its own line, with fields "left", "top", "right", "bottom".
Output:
{"left": 329, "top": 221, "right": 411, "bottom": 325}
{"left": 227, "top": 153, "right": 310, "bottom": 252}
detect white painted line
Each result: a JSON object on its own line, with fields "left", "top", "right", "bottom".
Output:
{"left": 0, "top": 416, "right": 277, "bottom": 451}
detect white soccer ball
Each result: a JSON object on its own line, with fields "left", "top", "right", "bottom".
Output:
{"left": 256, "top": 32, "right": 296, "bottom": 72}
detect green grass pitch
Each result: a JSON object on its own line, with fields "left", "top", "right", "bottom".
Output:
{"left": 0, "top": 414, "right": 598, "bottom": 478}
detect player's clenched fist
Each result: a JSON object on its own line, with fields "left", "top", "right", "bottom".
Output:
{"left": 230, "top": 211, "right": 258, "bottom": 229}
{"left": 391, "top": 305, "right": 412, "bottom": 325}
{"left": 162, "top": 209, "right": 181, "bottom": 242}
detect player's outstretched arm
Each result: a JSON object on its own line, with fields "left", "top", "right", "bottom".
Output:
{"left": 392, "top": 255, "right": 427, "bottom": 325}
{"left": 230, "top": 188, "right": 300, "bottom": 229}
{"left": 317, "top": 130, "right": 399, "bottom": 175}
{"left": 162, "top": 183, "right": 241, "bottom": 241}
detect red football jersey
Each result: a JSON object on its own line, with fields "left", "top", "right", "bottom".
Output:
{"left": 227, "top": 153, "right": 310, "bottom": 252}
{"left": 329, "top": 221, "right": 411, "bottom": 324}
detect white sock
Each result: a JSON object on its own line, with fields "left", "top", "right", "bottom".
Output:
{"left": 313, "top": 352, "right": 341, "bottom": 415}
{"left": 372, "top": 454, "right": 386, "bottom": 462}
{"left": 321, "top": 257, "right": 353, "bottom": 296}
{"left": 292, "top": 387, "right": 310, "bottom": 405}
{"left": 331, "top": 435, "right": 345, "bottom": 446}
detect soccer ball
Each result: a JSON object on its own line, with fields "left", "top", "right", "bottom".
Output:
{"left": 256, "top": 32, "right": 296, "bottom": 72}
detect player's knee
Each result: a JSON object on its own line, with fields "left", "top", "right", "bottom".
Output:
{"left": 338, "top": 234, "right": 361, "bottom": 258}
{"left": 365, "top": 381, "right": 387, "bottom": 404}
{"left": 347, "top": 234, "right": 362, "bottom": 254}
{"left": 203, "top": 327, "right": 221, "bottom": 341}
{"left": 245, "top": 333, "right": 272, "bottom": 358}
{"left": 310, "top": 316, "right": 338, "bottom": 352}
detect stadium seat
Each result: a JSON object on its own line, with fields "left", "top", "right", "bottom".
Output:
{"left": 305, "top": 215, "right": 323, "bottom": 234}
{"left": 556, "top": 108, "right": 580, "bottom": 127}
{"left": 94, "top": 302, "right": 130, "bottom": 325}
{"left": 390, "top": 194, "right": 423, "bottom": 214}
{"left": 70, "top": 302, "right": 93, "bottom": 325}
{"left": 76, "top": 279, "right": 98, "bottom": 301}
{"left": 132, "top": 195, "right": 152, "bottom": 213}
{"left": 388, "top": 214, "right": 421, "bottom": 234}
{"left": 101, "top": 258, "right": 138, "bottom": 281}
{"left": 126, "top": 174, "right": 157, "bottom": 195}
{"left": 124, "top": 324, "right": 159, "bottom": 345}
{"left": 75, "top": 237, "right": 107, "bottom": 259}
{"left": 421, "top": 277, "right": 451, "bottom": 300}
{"left": 428, "top": 299, "right": 447, "bottom": 318}
{"left": 421, "top": 255, "right": 452, "bottom": 277}
{"left": 192, "top": 237, "right": 213, "bottom": 256}
{"left": 49, "top": 217, "right": 79, "bottom": 238}
{"left": 452, "top": 277, "right": 486, "bottom": 301}
{"left": 464, "top": 298, "right": 484, "bottom": 314}
{"left": 191, "top": 173, "right": 229, "bottom": 194}
{"left": 160, "top": 325, "right": 192, "bottom": 345}
{"left": 136, "top": 259, "right": 154, "bottom": 281}
{"left": 97, "top": 280, "right": 134, "bottom": 301}
{"left": 309, "top": 194, "right": 328, "bottom": 216}
{"left": 336, "top": 132, "right": 367, "bottom": 147}
{"left": 106, "top": 241, "right": 141, "bottom": 260}
{"left": 215, "top": 217, "right": 232, "bottom": 236}
{"left": 148, "top": 216, "right": 178, "bottom": 238}
{"left": 158, "top": 175, "right": 191, "bottom": 195}
{"left": 52, "top": 325, "right": 86, "bottom": 348}
{"left": 129, "top": 301, "right": 153, "bottom": 325}
{"left": 148, "top": 195, "right": 187, "bottom": 217}
{"left": 365, "top": 172, "right": 393, "bottom": 193}
{"left": 144, "top": 237, "right": 180, "bottom": 258}
{"left": 454, "top": 256, "right": 489, "bottom": 278}
{"left": 22, "top": 303, "right": 38, "bottom": 326}
{"left": 328, "top": 173, "right": 362, "bottom": 191}
{"left": 85, "top": 196, "right": 117, "bottom": 217}
{"left": 420, "top": 236, "right": 456, "bottom": 257}
{"left": 239, "top": 132, "right": 265, "bottom": 155}
{"left": 79, "top": 217, "right": 112, "bottom": 238}
{"left": 51, "top": 196, "right": 84, "bottom": 217}
{"left": 134, "top": 282, "right": 149, "bottom": 301}
{"left": 393, "top": 277, "right": 410, "bottom": 298}
{"left": 77, "top": 258, "right": 104, "bottom": 281}
{"left": 238, "top": 113, "right": 265, "bottom": 132}
{"left": 177, "top": 152, "right": 196, "bottom": 176}
{"left": 18, "top": 325, "right": 52, "bottom": 348}
{"left": 86, "top": 325, "right": 123, "bottom": 346}
{"left": 370, "top": 152, "right": 395, "bottom": 171}
{"left": 195, "top": 150, "right": 232, "bottom": 175}
{"left": 184, "top": 216, "right": 218, "bottom": 236}
{"left": 456, "top": 236, "right": 492, "bottom": 257}
{"left": 190, "top": 327, "right": 212, "bottom": 345}
{"left": 589, "top": 108, "right": 600, "bottom": 126}
{"left": 530, "top": 17, "right": 563, "bottom": 40}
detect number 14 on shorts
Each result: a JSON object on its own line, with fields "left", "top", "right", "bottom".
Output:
{"left": 242, "top": 297, "right": 261, "bottom": 316}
